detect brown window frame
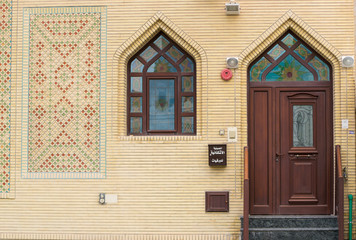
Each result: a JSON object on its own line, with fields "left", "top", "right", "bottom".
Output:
{"left": 127, "top": 32, "right": 196, "bottom": 135}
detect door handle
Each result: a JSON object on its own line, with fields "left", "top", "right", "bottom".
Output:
{"left": 275, "top": 153, "right": 283, "bottom": 162}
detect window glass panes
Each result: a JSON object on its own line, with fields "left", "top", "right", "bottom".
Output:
{"left": 182, "top": 117, "right": 194, "bottom": 133}
{"left": 131, "top": 58, "right": 144, "bottom": 72}
{"left": 294, "top": 44, "right": 312, "bottom": 60}
{"left": 308, "top": 56, "right": 330, "bottom": 81}
{"left": 130, "top": 117, "right": 142, "bottom": 134}
{"left": 149, "top": 79, "right": 175, "bottom": 130}
{"left": 140, "top": 46, "right": 157, "bottom": 63}
{"left": 293, "top": 105, "right": 313, "bottom": 147}
{"left": 131, "top": 97, "right": 142, "bottom": 113}
{"left": 167, "top": 46, "right": 183, "bottom": 62}
{"left": 130, "top": 77, "right": 142, "bottom": 93}
{"left": 268, "top": 44, "right": 285, "bottom": 60}
{"left": 282, "top": 33, "right": 297, "bottom": 48}
{"left": 180, "top": 58, "right": 194, "bottom": 72}
{"left": 250, "top": 57, "right": 271, "bottom": 82}
{"left": 148, "top": 56, "right": 177, "bottom": 73}
{"left": 182, "top": 97, "right": 194, "bottom": 113}
{"left": 154, "top": 35, "right": 169, "bottom": 50}
{"left": 182, "top": 76, "right": 193, "bottom": 92}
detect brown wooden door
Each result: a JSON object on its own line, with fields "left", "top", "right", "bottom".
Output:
{"left": 249, "top": 87, "right": 332, "bottom": 215}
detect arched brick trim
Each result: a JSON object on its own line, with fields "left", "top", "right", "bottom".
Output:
{"left": 112, "top": 12, "right": 207, "bottom": 141}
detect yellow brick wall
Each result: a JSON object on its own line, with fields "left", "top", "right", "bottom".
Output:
{"left": 0, "top": 0, "right": 355, "bottom": 239}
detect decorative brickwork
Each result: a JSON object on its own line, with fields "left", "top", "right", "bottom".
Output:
{"left": 22, "top": 7, "right": 106, "bottom": 178}
{"left": 0, "top": 0, "right": 12, "bottom": 193}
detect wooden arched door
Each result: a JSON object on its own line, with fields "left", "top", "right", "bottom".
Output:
{"left": 248, "top": 31, "right": 333, "bottom": 215}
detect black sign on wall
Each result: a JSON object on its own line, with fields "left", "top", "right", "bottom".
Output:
{"left": 208, "top": 144, "right": 227, "bottom": 166}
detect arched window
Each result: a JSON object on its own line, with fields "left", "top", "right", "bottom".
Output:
{"left": 127, "top": 33, "right": 196, "bottom": 135}
{"left": 249, "top": 31, "right": 331, "bottom": 82}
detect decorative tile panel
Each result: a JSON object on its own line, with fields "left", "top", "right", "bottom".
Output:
{"left": 22, "top": 7, "right": 107, "bottom": 178}
{"left": 0, "top": 0, "right": 12, "bottom": 193}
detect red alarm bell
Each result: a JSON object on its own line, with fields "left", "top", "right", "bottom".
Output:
{"left": 221, "top": 68, "right": 233, "bottom": 81}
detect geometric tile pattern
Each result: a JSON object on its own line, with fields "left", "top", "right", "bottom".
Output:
{"left": 22, "top": 7, "right": 106, "bottom": 178}
{"left": 0, "top": 0, "right": 11, "bottom": 191}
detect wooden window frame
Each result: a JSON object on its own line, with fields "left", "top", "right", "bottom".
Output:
{"left": 127, "top": 32, "right": 196, "bottom": 135}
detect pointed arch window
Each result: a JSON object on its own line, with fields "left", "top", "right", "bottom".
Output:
{"left": 128, "top": 33, "right": 196, "bottom": 135}
{"left": 249, "top": 31, "right": 331, "bottom": 82}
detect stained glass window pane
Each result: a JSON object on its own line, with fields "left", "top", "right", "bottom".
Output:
{"left": 294, "top": 44, "right": 312, "bottom": 60}
{"left": 149, "top": 79, "right": 175, "bottom": 130}
{"left": 182, "top": 117, "right": 194, "bottom": 134}
{"left": 250, "top": 57, "right": 271, "bottom": 82}
{"left": 266, "top": 55, "right": 314, "bottom": 81}
{"left": 182, "top": 76, "right": 193, "bottom": 92}
{"left": 268, "top": 44, "right": 285, "bottom": 60}
{"left": 154, "top": 35, "right": 169, "bottom": 50}
{"left": 140, "top": 46, "right": 157, "bottom": 63}
{"left": 131, "top": 58, "right": 144, "bottom": 72}
{"left": 282, "top": 33, "right": 297, "bottom": 48}
{"left": 180, "top": 57, "right": 194, "bottom": 72}
{"left": 131, "top": 77, "right": 142, "bottom": 93}
{"left": 131, "top": 97, "right": 142, "bottom": 113}
{"left": 182, "top": 97, "right": 194, "bottom": 113}
{"left": 308, "top": 56, "right": 330, "bottom": 81}
{"left": 130, "top": 117, "right": 142, "bottom": 134}
{"left": 293, "top": 105, "right": 313, "bottom": 147}
{"left": 147, "top": 56, "right": 177, "bottom": 73}
{"left": 167, "top": 46, "right": 183, "bottom": 62}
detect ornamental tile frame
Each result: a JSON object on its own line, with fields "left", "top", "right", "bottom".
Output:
{"left": 0, "top": 0, "right": 12, "bottom": 197}
{"left": 22, "top": 6, "right": 107, "bottom": 179}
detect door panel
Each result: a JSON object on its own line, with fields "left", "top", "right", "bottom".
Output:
{"left": 249, "top": 88, "right": 273, "bottom": 214}
{"left": 249, "top": 87, "right": 332, "bottom": 215}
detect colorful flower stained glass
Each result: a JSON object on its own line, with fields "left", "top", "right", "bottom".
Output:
{"left": 182, "top": 97, "right": 194, "bottom": 113}
{"left": 131, "top": 77, "right": 142, "bottom": 93}
{"left": 294, "top": 44, "right": 312, "bottom": 60}
{"left": 250, "top": 57, "right": 271, "bottom": 82}
{"left": 140, "top": 46, "right": 157, "bottom": 63}
{"left": 148, "top": 56, "right": 177, "bottom": 73}
{"left": 268, "top": 44, "right": 285, "bottom": 60}
{"left": 131, "top": 97, "right": 142, "bottom": 113}
{"left": 308, "top": 56, "right": 330, "bottom": 81}
{"left": 154, "top": 35, "right": 169, "bottom": 50}
{"left": 282, "top": 33, "right": 297, "bottom": 48}
{"left": 167, "top": 46, "right": 183, "bottom": 62}
{"left": 131, "top": 58, "right": 144, "bottom": 72}
{"left": 266, "top": 55, "right": 313, "bottom": 81}
{"left": 130, "top": 117, "right": 142, "bottom": 134}
{"left": 180, "top": 58, "right": 194, "bottom": 72}
{"left": 182, "top": 117, "right": 194, "bottom": 133}
{"left": 249, "top": 31, "right": 331, "bottom": 83}
{"left": 182, "top": 76, "right": 193, "bottom": 92}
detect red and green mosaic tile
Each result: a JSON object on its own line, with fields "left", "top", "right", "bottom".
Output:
{"left": 0, "top": 0, "right": 12, "bottom": 192}
{"left": 23, "top": 7, "right": 106, "bottom": 178}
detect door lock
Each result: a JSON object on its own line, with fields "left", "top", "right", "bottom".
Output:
{"left": 275, "top": 153, "right": 283, "bottom": 162}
